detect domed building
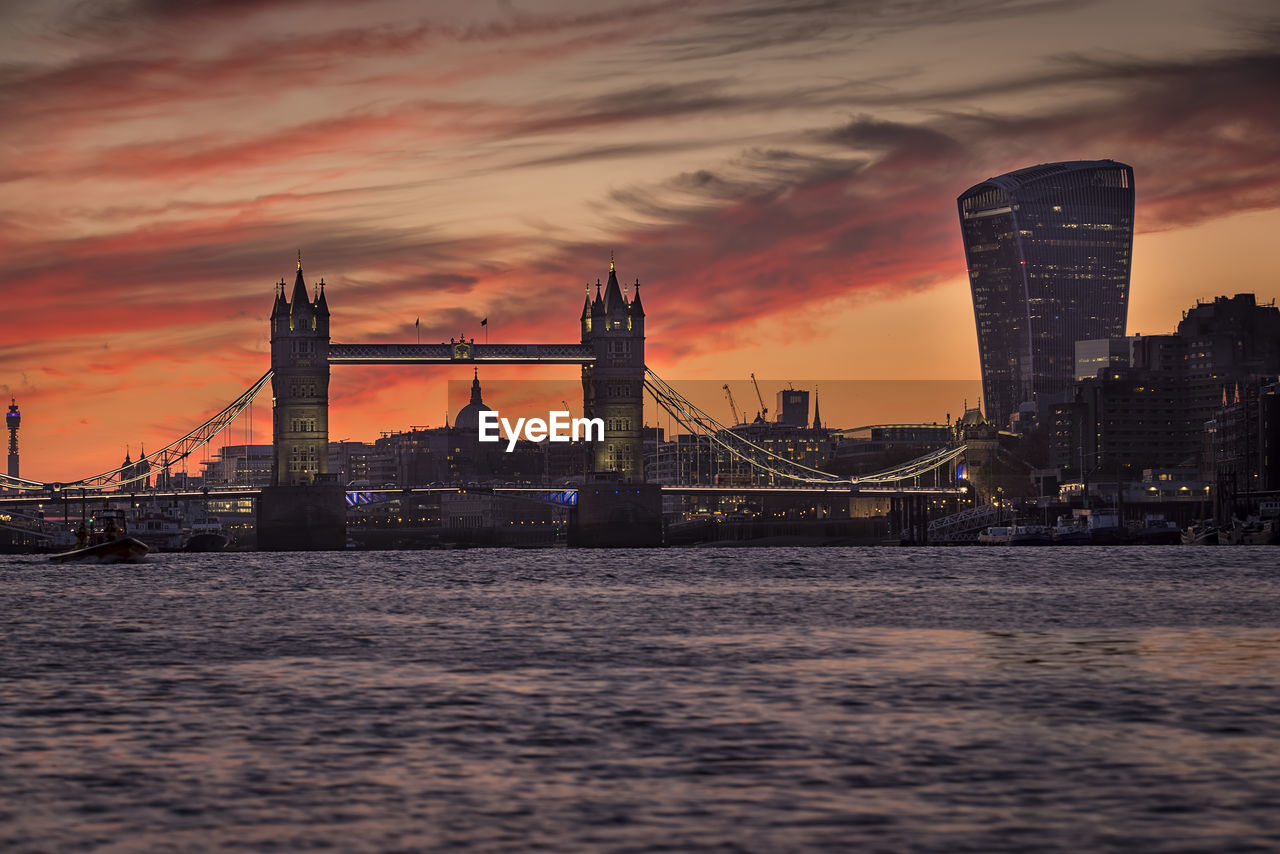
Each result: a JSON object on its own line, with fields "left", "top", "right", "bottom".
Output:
{"left": 447, "top": 370, "right": 499, "bottom": 481}
{"left": 453, "top": 370, "right": 492, "bottom": 436}
{"left": 448, "top": 370, "right": 545, "bottom": 484}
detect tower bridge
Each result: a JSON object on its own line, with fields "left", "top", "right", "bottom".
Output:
{"left": 1, "top": 254, "right": 969, "bottom": 547}
{"left": 268, "top": 255, "right": 645, "bottom": 499}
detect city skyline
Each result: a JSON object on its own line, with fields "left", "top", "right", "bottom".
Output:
{"left": 3, "top": 0, "right": 1279, "bottom": 480}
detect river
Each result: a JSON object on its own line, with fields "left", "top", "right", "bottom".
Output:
{"left": 2, "top": 547, "right": 1278, "bottom": 852}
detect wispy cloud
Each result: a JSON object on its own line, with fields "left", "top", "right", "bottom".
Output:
{"left": 1, "top": 0, "right": 1277, "bottom": 478}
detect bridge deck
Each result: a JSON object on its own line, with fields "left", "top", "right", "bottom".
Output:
{"left": 328, "top": 343, "right": 595, "bottom": 364}
{"left": 0, "top": 483, "right": 965, "bottom": 507}
{"left": 663, "top": 485, "right": 964, "bottom": 496}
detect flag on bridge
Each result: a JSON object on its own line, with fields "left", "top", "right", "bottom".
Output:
{"left": 481, "top": 318, "right": 488, "bottom": 326}
{"left": 415, "top": 317, "right": 420, "bottom": 327}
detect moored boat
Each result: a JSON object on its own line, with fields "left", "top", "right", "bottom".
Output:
{"left": 1133, "top": 515, "right": 1183, "bottom": 545}
{"left": 1182, "top": 521, "right": 1219, "bottom": 545}
{"left": 184, "top": 515, "right": 228, "bottom": 552}
{"left": 1008, "top": 524, "right": 1053, "bottom": 546}
{"left": 977, "top": 524, "right": 1053, "bottom": 545}
{"left": 132, "top": 512, "right": 185, "bottom": 552}
{"left": 1221, "top": 518, "right": 1275, "bottom": 545}
{"left": 1052, "top": 515, "right": 1091, "bottom": 545}
{"left": 1084, "top": 509, "right": 1129, "bottom": 545}
{"left": 977, "top": 525, "right": 1012, "bottom": 545}
{"left": 185, "top": 531, "right": 229, "bottom": 552}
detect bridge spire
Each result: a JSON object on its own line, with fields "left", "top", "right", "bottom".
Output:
{"left": 270, "top": 277, "right": 288, "bottom": 320}
{"left": 290, "top": 259, "right": 309, "bottom": 305}
{"left": 315, "top": 277, "right": 328, "bottom": 317}
{"left": 289, "top": 255, "right": 311, "bottom": 326}
{"left": 603, "top": 258, "right": 625, "bottom": 317}
{"left": 630, "top": 279, "right": 644, "bottom": 317}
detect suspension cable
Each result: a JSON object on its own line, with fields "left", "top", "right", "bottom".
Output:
{"left": 0, "top": 371, "right": 273, "bottom": 492}
{"left": 643, "top": 368, "right": 966, "bottom": 487}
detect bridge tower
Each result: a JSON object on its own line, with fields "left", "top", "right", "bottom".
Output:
{"left": 581, "top": 257, "right": 645, "bottom": 481}
{"left": 571, "top": 257, "right": 661, "bottom": 546}
{"left": 269, "top": 257, "right": 331, "bottom": 486}
{"left": 259, "top": 256, "right": 344, "bottom": 550}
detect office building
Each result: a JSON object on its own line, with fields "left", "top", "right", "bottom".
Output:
{"left": 776, "top": 389, "right": 810, "bottom": 427}
{"left": 1050, "top": 294, "right": 1280, "bottom": 478}
{"left": 1075, "top": 337, "right": 1137, "bottom": 380}
{"left": 958, "top": 160, "right": 1135, "bottom": 427}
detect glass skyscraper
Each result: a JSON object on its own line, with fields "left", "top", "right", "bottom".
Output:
{"left": 957, "top": 160, "right": 1135, "bottom": 427}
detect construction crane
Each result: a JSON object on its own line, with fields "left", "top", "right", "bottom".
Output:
{"left": 750, "top": 373, "right": 768, "bottom": 422}
{"left": 722, "top": 384, "right": 741, "bottom": 425}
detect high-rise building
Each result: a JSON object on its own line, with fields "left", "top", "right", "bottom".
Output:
{"left": 1074, "top": 337, "right": 1138, "bottom": 381}
{"left": 1049, "top": 293, "right": 1280, "bottom": 478}
{"left": 775, "top": 389, "right": 810, "bottom": 427}
{"left": 958, "top": 160, "right": 1135, "bottom": 427}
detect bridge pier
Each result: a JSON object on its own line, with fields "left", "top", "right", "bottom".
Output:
{"left": 257, "top": 484, "right": 347, "bottom": 551}
{"left": 568, "top": 483, "right": 663, "bottom": 548}
{"left": 890, "top": 494, "right": 931, "bottom": 545}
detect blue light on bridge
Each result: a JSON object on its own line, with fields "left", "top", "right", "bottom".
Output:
{"left": 345, "top": 488, "right": 578, "bottom": 508}
{"left": 346, "top": 491, "right": 391, "bottom": 507}
{"left": 543, "top": 489, "right": 578, "bottom": 507}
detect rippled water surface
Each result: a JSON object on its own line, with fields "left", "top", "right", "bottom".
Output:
{"left": 2, "top": 547, "right": 1279, "bottom": 852}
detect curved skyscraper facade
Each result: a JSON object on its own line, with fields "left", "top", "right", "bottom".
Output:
{"left": 958, "top": 160, "right": 1135, "bottom": 427}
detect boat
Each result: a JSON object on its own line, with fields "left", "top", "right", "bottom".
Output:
{"left": 1008, "top": 524, "right": 1053, "bottom": 546}
{"left": 131, "top": 510, "right": 185, "bottom": 552}
{"left": 184, "top": 516, "right": 229, "bottom": 552}
{"left": 1084, "top": 508, "right": 1129, "bottom": 545}
{"left": 48, "top": 537, "right": 150, "bottom": 564}
{"left": 1052, "top": 515, "right": 1091, "bottom": 545}
{"left": 184, "top": 531, "right": 229, "bottom": 552}
{"left": 1221, "top": 517, "right": 1275, "bottom": 545}
{"left": 977, "top": 524, "right": 1053, "bottom": 545}
{"left": 1181, "top": 521, "right": 1219, "bottom": 545}
{"left": 977, "top": 525, "right": 1012, "bottom": 545}
{"left": 1133, "top": 515, "right": 1183, "bottom": 545}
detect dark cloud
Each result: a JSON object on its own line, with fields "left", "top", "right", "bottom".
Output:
{"left": 650, "top": 0, "right": 1094, "bottom": 61}
{"left": 503, "top": 139, "right": 719, "bottom": 170}
{"left": 48, "top": 0, "right": 695, "bottom": 49}
{"left": 505, "top": 76, "right": 861, "bottom": 137}
{"left": 823, "top": 117, "right": 965, "bottom": 160}
{"left": 0, "top": 212, "right": 518, "bottom": 379}
{"left": 500, "top": 37, "right": 1280, "bottom": 360}
{"left": 839, "top": 31, "right": 1280, "bottom": 109}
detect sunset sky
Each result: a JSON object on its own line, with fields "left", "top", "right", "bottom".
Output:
{"left": 3, "top": 0, "right": 1279, "bottom": 482}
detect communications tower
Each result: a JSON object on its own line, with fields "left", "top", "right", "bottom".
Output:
{"left": 6, "top": 399, "right": 19, "bottom": 479}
